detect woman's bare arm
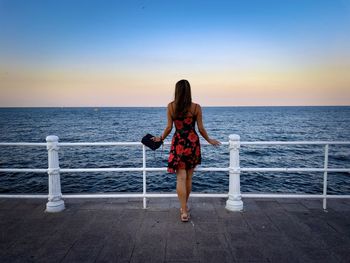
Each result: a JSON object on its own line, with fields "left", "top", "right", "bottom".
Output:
{"left": 152, "top": 103, "right": 173, "bottom": 142}
{"left": 161, "top": 103, "right": 173, "bottom": 140}
{"left": 196, "top": 104, "right": 221, "bottom": 145}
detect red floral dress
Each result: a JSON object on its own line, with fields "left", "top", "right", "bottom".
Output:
{"left": 167, "top": 106, "right": 201, "bottom": 173}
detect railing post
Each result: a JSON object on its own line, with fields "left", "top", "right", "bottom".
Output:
{"left": 226, "top": 134, "right": 243, "bottom": 211}
{"left": 46, "top": 135, "right": 65, "bottom": 212}
{"left": 323, "top": 144, "right": 329, "bottom": 210}
{"left": 142, "top": 145, "right": 147, "bottom": 209}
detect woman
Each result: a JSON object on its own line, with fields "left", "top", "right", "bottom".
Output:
{"left": 152, "top": 80, "right": 221, "bottom": 222}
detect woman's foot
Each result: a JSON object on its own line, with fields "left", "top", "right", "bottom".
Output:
{"left": 180, "top": 210, "right": 189, "bottom": 222}
{"left": 180, "top": 208, "right": 190, "bottom": 220}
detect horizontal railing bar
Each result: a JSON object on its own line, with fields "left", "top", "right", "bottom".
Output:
{"left": 0, "top": 141, "right": 222, "bottom": 147}
{"left": 59, "top": 168, "right": 350, "bottom": 173}
{"left": 241, "top": 168, "right": 350, "bottom": 172}
{"left": 60, "top": 168, "right": 148, "bottom": 172}
{"left": 58, "top": 141, "right": 350, "bottom": 146}
{"left": 0, "top": 168, "right": 228, "bottom": 173}
{"left": 63, "top": 193, "right": 144, "bottom": 198}
{"left": 242, "top": 194, "right": 324, "bottom": 198}
{"left": 58, "top": 141, "right": 221, "bottom": 146}
{"left": 195, "top": 167, "right": 229, "bottom": 171}
{"left": 1, "top": 193, "right": 349, "bottom": 199}
{"left": 62, "top": 193, "right": 229, "bottom": 198}
{"left": 0, "top": 168, "right": 213, "bottom": 173}
{"left": 0, "top": 194, "right": 48, "bottom": 198}
{"left": 0, "top": 169, "right": 48, "bottom": 173}
{"left": 242, "top": 194, "right": 350, "bottom": 198}
{"left": 61, "top": 194, "right": 349, "bottom": 199}
{"left": 0, "top": 193, "right": 225, "bottom": 199}
{"left": 59, "top": 167, "right": 229, "bottom": 173}
{"left": 240, "top": 141, "right": 350, "bottom": 145}
{"left": 1, "top": 167, "right": 349, "bottom": 173}
{"left": 0, "top": 143, "right": 47, "bottom": 146}
{"left": 321, "top": 195, "right": 350, "bottom": 199}
{"left": 145, "top": 193, "right": 228, "bottom": 198}
{"left": 59, "top": 142, "right": 142, "bottom": 146}
{"left": 2, "top": 141, "right": 349, "bottom": 147}
{"left": 59, "top": 167, "right": 350, "bottom": 173}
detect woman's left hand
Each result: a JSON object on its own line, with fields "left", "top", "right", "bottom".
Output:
{"left": 151, "top": 136, "right": 162, "bottom": 142}
{"left": 208, "top": 138, "right": 221, "bottom": 146}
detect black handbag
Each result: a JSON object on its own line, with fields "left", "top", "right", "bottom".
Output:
{"left": 141, "top": 133, "right": 163, "bottom": 150}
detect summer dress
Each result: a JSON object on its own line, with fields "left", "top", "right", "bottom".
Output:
{"left": 167, "top": 103, "right": 201, "bottom": 173}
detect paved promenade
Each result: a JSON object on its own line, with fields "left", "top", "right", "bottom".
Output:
{"left": 0, "top": 197, "right": 349, "bottom": 263}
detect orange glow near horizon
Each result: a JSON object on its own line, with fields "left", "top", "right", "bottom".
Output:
{"left": 1, "top": 62, "right": 349, "bottom": 107}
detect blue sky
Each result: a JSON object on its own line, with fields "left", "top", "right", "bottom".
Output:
{"left": 0, "top": 0, "right": 349, "bottom": 106}
{"left": 1, "top": 0, "right": 349, "bottom": 65}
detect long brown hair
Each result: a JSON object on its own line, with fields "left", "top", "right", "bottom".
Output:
{"left": 174, "top": 79, "right": 192, "bottom": 118}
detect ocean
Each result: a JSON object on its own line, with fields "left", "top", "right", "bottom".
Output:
{"left": 0, "top": 106, "right": 349, "bottom": 195}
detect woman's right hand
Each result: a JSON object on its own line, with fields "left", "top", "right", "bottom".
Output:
{"left": 151, "top": 136, "right": 162, "bottom": 142}
{"left": 208, "top": 138, "right": 221, "bottom": 146}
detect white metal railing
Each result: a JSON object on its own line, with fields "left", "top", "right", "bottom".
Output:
{"left": 0, "top": 134, "right": 349, "bottom": 212}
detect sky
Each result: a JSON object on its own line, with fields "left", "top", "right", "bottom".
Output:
{"left": 0, "top": 0, "right": 349, "bottom": 107}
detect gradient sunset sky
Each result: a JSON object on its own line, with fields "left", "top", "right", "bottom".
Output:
{"left": 0, "top": 0, "right": 349, "bottom": 107}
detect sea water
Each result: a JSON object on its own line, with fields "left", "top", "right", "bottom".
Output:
{"left": 0, "top": 106, "right": 349, "bottom": 194}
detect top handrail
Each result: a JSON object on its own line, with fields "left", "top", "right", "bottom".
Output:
{"left": 0, "top": 142, "right": 47, "bottom": 146}
{"left": 0, "top": 141, "right": 350, "bottom": 146}
{"left": 240, "top": 141, "right": 350, "bottom": 145}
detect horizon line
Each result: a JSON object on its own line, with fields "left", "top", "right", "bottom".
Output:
{"left": 1, "top": 105, "right": 350, "bottom": 108}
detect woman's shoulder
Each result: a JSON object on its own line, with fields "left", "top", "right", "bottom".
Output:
{"left": 191, "top": 102, "right": 201, "bottom": 116}
{"left": 192, "top": 102, "right": 201, "bottom": 111}
{"left": 167, "top": 101, "right": 174, "bottom": 110}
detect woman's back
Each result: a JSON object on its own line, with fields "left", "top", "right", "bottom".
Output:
{"left": 170, "top": 102, "right": 198, "bottom": 131}
{"left": 170, "top": 102, "right": 197, "bottom": 119}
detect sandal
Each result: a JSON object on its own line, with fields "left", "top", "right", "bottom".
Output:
{"left": 180, "top": 210, "right": 189, "bottom": 222}
{"left": 180, "top": 208, "right": 191, "bottom": 219}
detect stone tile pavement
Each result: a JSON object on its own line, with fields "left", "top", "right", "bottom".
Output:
{"left": 0, "top": 197, "right": 349, "bottom": 262}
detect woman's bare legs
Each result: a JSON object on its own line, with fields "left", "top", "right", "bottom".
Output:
{"left": 176, "top": 169, "right": 188, "bottom": 217}
{"left": 186, "top": 168, "right": 194, "bottom": 203}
